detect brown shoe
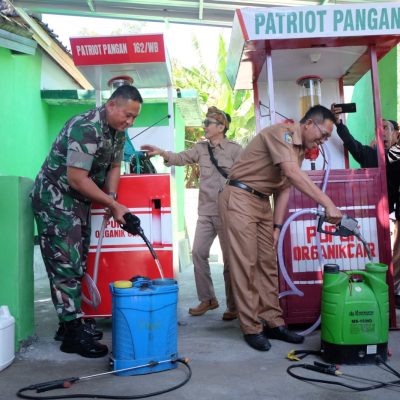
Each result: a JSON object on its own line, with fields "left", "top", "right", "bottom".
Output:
{"left": 188, "top": 299, "right": 219, "bottom": 316}
{"left": 222, "top": 309, "right": 238, "bottom": 321}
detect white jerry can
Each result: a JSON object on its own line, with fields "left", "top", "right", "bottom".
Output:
{"left": 0, "top": 305, "right": 15, "bottom": 372}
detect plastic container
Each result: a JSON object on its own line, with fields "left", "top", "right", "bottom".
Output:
{"left": 321, "top": 263, "right": 389, "bottom": 364}
{"left": 296, "top": 75, "right": 322, "bottom": 116}
{"left": 0, "top": 305, "right": 15, "bottom": 372}
{"left": 110, "top": 278, "right": 178, "bottom": 376}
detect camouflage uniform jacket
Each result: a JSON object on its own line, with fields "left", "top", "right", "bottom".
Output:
{"left": 31, "top": 105, "right": 125, "bottom": 221}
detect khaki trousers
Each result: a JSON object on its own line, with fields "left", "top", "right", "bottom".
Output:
{"left": 219, "top": 186, "right": 284, "bottom": 334}
{"left": 192, "top": 214, "right": 235, "bottom": 310}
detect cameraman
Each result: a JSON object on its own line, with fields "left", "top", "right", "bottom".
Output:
{"left": 387, "top": 120, "right": 400, "bottom": 308}
{"left": 332, "top": 105, "right": 400, "bottom": 308}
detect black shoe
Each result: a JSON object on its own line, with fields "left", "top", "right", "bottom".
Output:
{"left": 60, "top": 319, "right": 108, "bottom": 358}
{"left": 263, "top": 325, "right": 304, "bottom": 344}
{"left": 54, "top": 321, "right": 103, "bottom": 342}
{"left": 244, "top": 333, "right": 271, "bottom": 351}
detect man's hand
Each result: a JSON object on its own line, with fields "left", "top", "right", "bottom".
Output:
{"left": 140, "top": 145, "right": 163, "bottom": 158}
{"left": 324, "top": 204, "right": 343, "bottom": 225}
{"left": 108, "top": 201, "right": 130, "bottom": 225}
{"left": 330, "top": 103, "right": 342, "bottom": 124}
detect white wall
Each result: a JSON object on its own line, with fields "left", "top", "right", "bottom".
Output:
{"left": 41, "top": 52, "right": 83, "bottom": 89}
{"left": 256, "top": 75, "right": 346, "bottom": 170}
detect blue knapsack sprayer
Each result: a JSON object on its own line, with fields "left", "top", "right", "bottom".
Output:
{"left": 110, "top": 213, "right": 181, "bottom": 376}
{"left": 17, "top": 213, "right": 191, "bottom": 399}
{"left": 286, "top": 214, "right": 400, "bottom": 390}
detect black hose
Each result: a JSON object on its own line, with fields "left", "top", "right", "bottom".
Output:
{"left": 138, "top": 228, "right": 158, "bottom": 260}
{"left": 286, "top": 362, "right": 400, "bottom": 392}
{"left": 129, "top": 115, "right": 171, "bottom": 141}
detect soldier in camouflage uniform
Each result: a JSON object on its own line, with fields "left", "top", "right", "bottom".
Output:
{"left": 31, "top": 85, "right": 143, "bottom": 358}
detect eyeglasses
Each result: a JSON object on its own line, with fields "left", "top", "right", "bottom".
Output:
{"left": 312, "top": 120, "right": 330, "bottom": 140}
{"left": 203, "top": 119, "right": 220, "bottom": 127}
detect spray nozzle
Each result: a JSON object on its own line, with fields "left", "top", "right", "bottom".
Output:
{"left": 317, "top": 214, "right": 358, "bottom": 238}
{"left": 316, "top": 213, "right": 372, "bottom": 261}
{"left": 121, "top": 213, "right": 143, "bottom": 236}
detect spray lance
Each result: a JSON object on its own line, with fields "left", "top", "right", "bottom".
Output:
{"left": 120, "top": 213, "right": 164, "bottom": 279}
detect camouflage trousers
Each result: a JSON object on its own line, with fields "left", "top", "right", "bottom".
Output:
{"left": 33, "top": 203, "right": 91, "bottom": 323}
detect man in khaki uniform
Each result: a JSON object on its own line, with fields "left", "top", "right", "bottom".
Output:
{"left": 219, "top": 105, "right": 342, "bottom": 351}
{"left": 142, "top": 107, "right": 242, "bottom": 319}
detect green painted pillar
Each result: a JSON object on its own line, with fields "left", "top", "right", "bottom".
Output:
{"left": 0, "top": 176, "right": 35, "bottom": 350}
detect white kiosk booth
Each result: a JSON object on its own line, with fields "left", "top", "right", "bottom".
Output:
{"left": 226, "top": 2, "right": 400, "bottom": 327}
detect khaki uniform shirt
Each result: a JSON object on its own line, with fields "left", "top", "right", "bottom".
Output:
{"left": 164, "top": 138, "right": 242, "bottom": 216}
{"left": 229, "top": 123, "right": 305, "bottom": 195}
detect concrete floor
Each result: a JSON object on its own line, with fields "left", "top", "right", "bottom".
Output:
{"left": 1, "top": 261, "right": 400, "bottom": 400}
{"left": 1, "top": 188, "right": 400, "bottom": 399}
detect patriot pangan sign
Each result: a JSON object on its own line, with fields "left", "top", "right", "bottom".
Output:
{"left": 239, "top": 2, "right": 400, "bottom": 40}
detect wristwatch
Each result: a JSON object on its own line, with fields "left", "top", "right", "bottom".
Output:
{"left": 108, "top": 192, "right": 118, "bottom": 200}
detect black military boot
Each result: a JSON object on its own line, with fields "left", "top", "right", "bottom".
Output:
{"left": 60, "top": 318, "right": 108, "bottom": 358}
{"left": 54, "top": 320, "right": 103, "bottom": 342}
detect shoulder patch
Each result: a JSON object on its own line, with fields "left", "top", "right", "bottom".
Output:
{"left": 284, "top": 132, "right": 293, "bottom": 144}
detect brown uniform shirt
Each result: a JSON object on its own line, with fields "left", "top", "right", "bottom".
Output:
{"left": 229, "top": 123, "right": 305, "bottom": 195}
{"left": 164, "top": 138, "right": 242, "bottom": 216}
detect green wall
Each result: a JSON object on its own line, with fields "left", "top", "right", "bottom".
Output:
{"left": 47, "top": 104, "right": 91, "bottom": 146}
{"left": 0, "top": 47, "right": 49, "bottom": 179}
{"left": 0, "top": 40, "right": 191, "bottom": 265}
{"left": 347, "top": 46, "right": 399, "bottom": 168}
{"left": 0, "top": 176, "right": 35, "bottom": 349}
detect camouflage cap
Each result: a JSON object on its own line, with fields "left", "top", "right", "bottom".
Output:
{"left": 206, "top": 106, "right": 230, "bottom": 130}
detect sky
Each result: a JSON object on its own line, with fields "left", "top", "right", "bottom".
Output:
{"left": 42, "top": 14, "right": 231, "bottom": 71}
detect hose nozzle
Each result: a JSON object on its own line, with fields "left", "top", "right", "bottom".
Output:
{"left": 316, "top": 213, "right": 373, "bottom": 261}
{"left": 121, "top": 213, "right": 143, "bottom": 236}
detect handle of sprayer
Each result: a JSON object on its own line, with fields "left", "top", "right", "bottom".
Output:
{"left": 316, "top": 210, "right": 350, "bottom": 237}
{"left": 32, "top": 377, "right": 79, "bottom": 392}
{"left": 316, "top": 214, "right": 342, "bottom": 236}
{"left": 313, "top": 210, "right": 339, "bottom": 236}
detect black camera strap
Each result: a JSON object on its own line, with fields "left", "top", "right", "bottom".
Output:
{"left": 207, "top": 143, "right": 228, "bottom": 178}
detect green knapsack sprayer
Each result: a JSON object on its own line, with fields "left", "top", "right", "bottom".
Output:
{"left": 318, "top": 214, "right": 389, "bottom": 364}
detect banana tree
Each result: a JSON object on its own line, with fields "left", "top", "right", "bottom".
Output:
{"left": 172, "top": 34, "right": 255, "bottom": 187}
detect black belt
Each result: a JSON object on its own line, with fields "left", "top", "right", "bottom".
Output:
{"left": 226, "top": 179, "right": 268, "bottom": 199}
